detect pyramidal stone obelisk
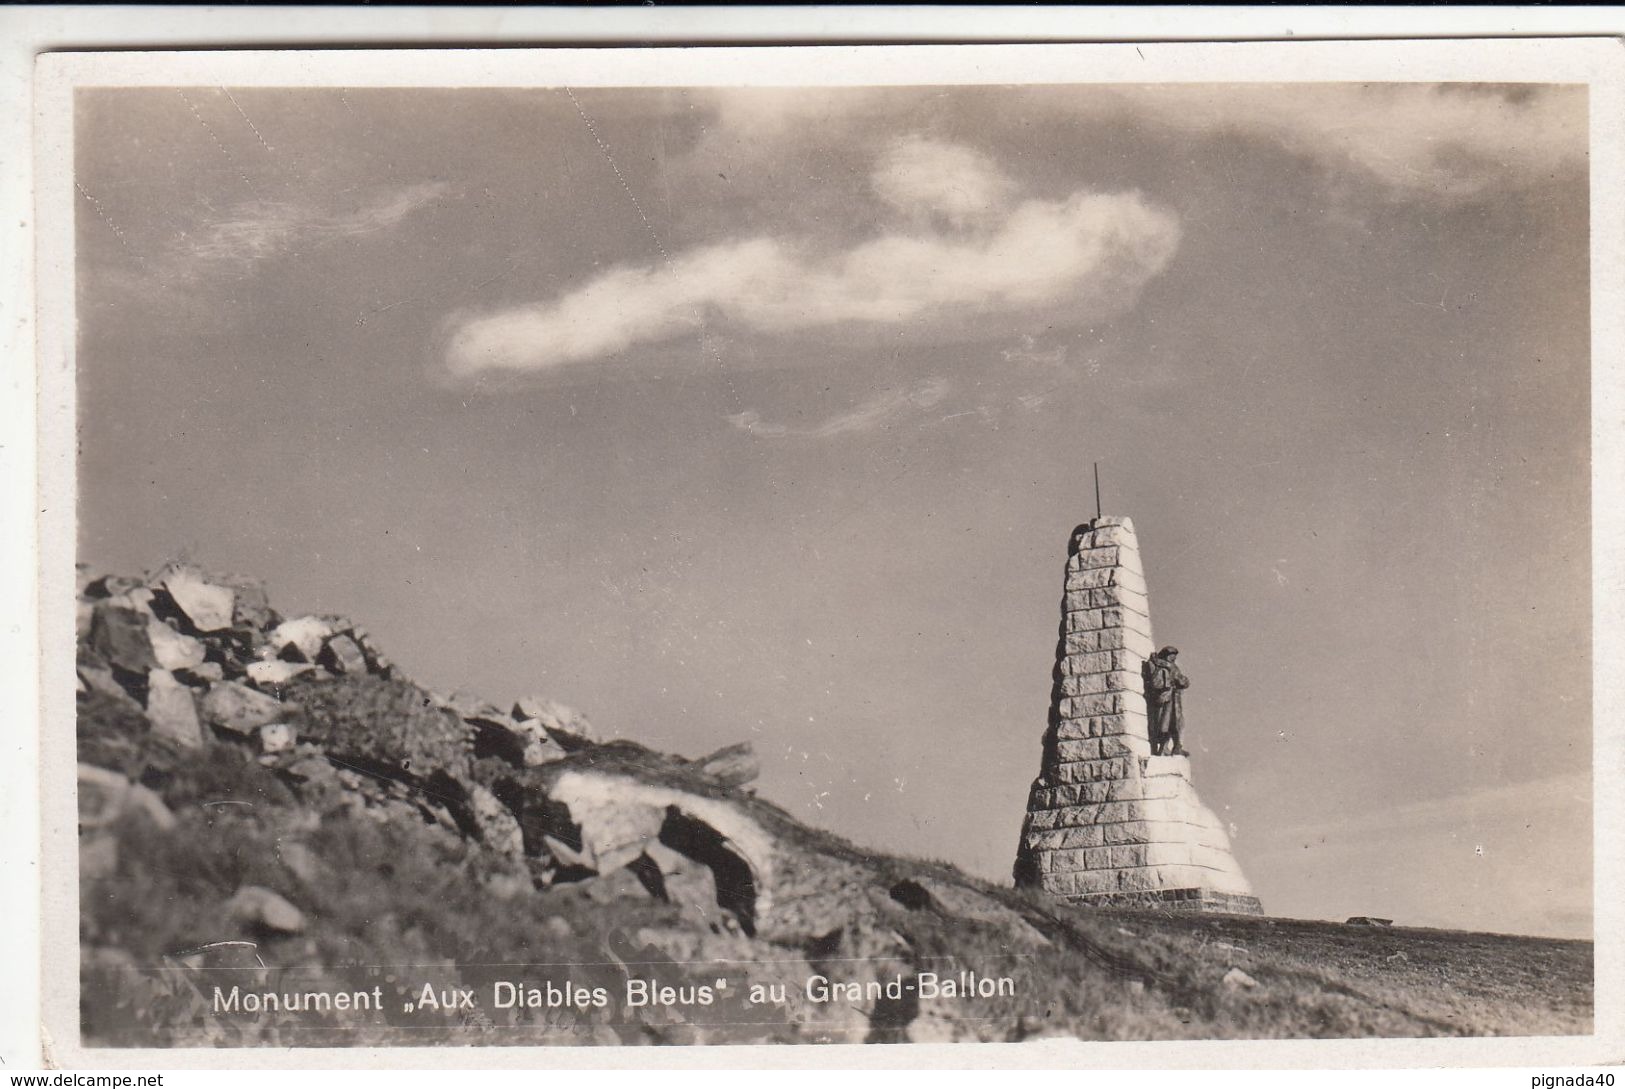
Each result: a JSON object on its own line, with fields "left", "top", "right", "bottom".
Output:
{"left": 1013, "top": 516, "right": 1263, "bottom": 914}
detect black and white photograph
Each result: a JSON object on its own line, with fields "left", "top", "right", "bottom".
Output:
{"left": 22, "top": 35, "right": 1623, "bottom": 1065}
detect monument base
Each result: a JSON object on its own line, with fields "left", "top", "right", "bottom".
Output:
{"left": 1069, "top": 889, "right": 1265, "bottom": 916}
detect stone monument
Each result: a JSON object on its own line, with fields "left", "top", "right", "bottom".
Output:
{"left": 1012, "top": 516, "right": 1263, "bottom": 914}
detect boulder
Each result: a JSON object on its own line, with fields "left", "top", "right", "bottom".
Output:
{"left": 146, "top": 619, "right": 207, "bottom": 671}
{"left": 201, "top": 681, "right": 288, "bottom": 736}
{"left": 175, "top": 661, "right": 225, "bottom": 685}
{"left": 469, "top": 712, "right": 565, "bottom": 769}
{"left": 277, "top": 841, "right": 323, "bottom": 885}
{"left": 465, "top": 783, "right": 525, "bottom": 860}
{"left": 260, "top": 723, "right": 297, "bottom": 753}
{"left": 77, "top": 763, "right": 177, "bottom": 831}
{"left": 145, "top": 670, "right": 204, "bottom": 749}
{"left": 693, "top": 742, "right": 759, "bottom": 788}
{"left": 319, "top": 634, "right": 368, "bottom": 675}
{"left": 445, "top": 689, "right": 497, "bottom": 718}
{"left": 287, "top": 672, "right": 471, "bottom": 784}
{"left": 226, "top": 885, "right": 306, "bottom": 934}
{"left": 513, "top": 696, "right": 597, "bottom": 749}
{"left": 246, "top": 661, "right": 315, "bottom": 687}
{"left": 77, "top": 653, "right": 142, "bottom": 709}
{"left": 269, "top": 616, "right": 333, "bottom": 662}
{"left": 105, "top": 586, "right": 158, "bottom": 618}
{"left": 535, "top": 765, "right": 776, "bottom": 936}
{"left": 158, "top": 566, "right": 236, "bottom": 632}
{"left": 88, "top": 606, "right": 157, "bottom": 674}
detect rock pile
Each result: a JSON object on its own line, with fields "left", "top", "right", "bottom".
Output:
{"left": 74, "top": 561, "right": 1066, "bottom": 1046}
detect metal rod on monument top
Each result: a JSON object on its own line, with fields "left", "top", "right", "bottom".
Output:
{"left": 1093, "top": 462, "right": 1102, "bottom": 522}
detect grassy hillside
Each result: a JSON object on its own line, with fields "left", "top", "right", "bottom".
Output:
{"left": 74, "top": 563, "right": 1592, "bottom": 1046}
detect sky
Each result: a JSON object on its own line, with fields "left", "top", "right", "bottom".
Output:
{"left": 74, "top": 82, "right": 1592, "bottom": 939}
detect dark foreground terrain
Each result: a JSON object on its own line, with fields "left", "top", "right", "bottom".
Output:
{"left": 75, "top": 563, "right": 1592, "bottom": 1046}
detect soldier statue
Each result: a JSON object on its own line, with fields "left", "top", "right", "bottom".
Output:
{"left": 1143, "top": 645, "right": 1191, "bottom": 756}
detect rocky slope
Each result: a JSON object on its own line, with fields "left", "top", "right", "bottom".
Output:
{"left": 74, "top": 563, "right": 1592, "bottom": 1046}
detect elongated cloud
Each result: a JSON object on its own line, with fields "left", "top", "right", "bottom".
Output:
{"left": 701, "top": 84, "right": 1585, "bottom": 202}
{"left": 1104, "top": 84, "right": 1586, "bottom": 200}
{"left": 184, "top": 182, "right": 448, "bottom": 266}
{"left": 442, "top": 141, "right": 1178, "bottom": 378}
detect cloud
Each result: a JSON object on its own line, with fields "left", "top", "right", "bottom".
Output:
{"left": 871, "top": 136, "right": 1016, "bottom": 228}
{"left": 729, "top": 378, "right": 949, "bottom": 439}
{"left": 183, "top": 182, "right": 449, "bottom": 267}
{"left": 441, "top": 139, "right": 1179, "bottom": 379}
{"left": 1097, "top": 84, "right": 1586, "bottom": 200}
{"left": 700, "top": 84, "right": 1586, "bottom": 202}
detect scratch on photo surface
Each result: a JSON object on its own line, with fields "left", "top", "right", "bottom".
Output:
{"left": 176, "top": 89, "right": 262, "bottom": 200}
{"left": 75, "top": 182, "right": 131, "bottom": 252}
{"left": 221, "top": 87, "right": 273, "bottom": 152}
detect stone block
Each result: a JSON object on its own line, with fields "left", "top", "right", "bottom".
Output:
{"left": 1022, "top": 825, "right": 1105, "bottom": 851}
{"left": 1069, "top": 546, "right": 1144, "bottom": 577}
{"left": 271, "top": 616, "right": 333, "bottom": 663}
{"left": 247, "top": 661, "right": 315, "bottom": 687}
{"left": 89, "top": 605, "right": 158, "bottom": 674}
{"left": 1025, "top": 803, "right": 1103, "bottom": 830}
{"left": 158, "top": 566, "right": 236, "bottom": 632}
{"left": 1064, "top": 626, "right": 1156, "bottom": 658}
{"left": 1064, "top": 607, "right": 1108, "bottom": 633}
{"left": 1050, "top": 756, "right": 1137, "bottom": 784}
{"left": 1064, "top": 567, "right": 1114, "bottom": 591}
{"left": 147, "top": 620, "right": 206, "bottom": 672}
{"left": 1037, "top": 847, "right": 1102, "bottom": 875}
{"left": 1062, "top": 649, "right": 1143, "bottom": 677}
{"left": 1080, "top": 523, "right": 1136, "bottom": 548}
{"left": 201, "top": 680, "right": 287, "bottom": 736}
{"left": 319, "top": 634, "right": 369, "bottom": 675}
{"left": 512, "top": 695, "right": 598, "bottom": 748}
{"left": 1100, "top": 819, "right": 1157, "bottom": 845}
{"left": 1022, "top": 808, "right": 1063, "bottom": 832}
{"left": 145, "top": 669, "right": 204, "bottom": 749}
{"left": 1026, "top": 783, "right": 1068, "bottom": 808}
{"left": 1054, "top": 710, "right": 1149, "bottom": 741}
{"left": 1105, "top": 778, "right": 1146, "bottom": 802}
{"left": 1043, "top": 868, "right": 1122, "bottom": 897}
{"left": 1063, "top": 563, "right": 1149, "bottom": 593}
{"left": 1052, "top": 740, "right": 1094, "bottom": 764}
{"left": 1064, "top": 608, "right": 1153, "bottom": 640}
{"left": 1064, "top": 586, "right": 1151, "bottom": 614}
{"left": 1098, "top": 734, "right": 1152, "bottom": 759}
{"left": 1071, "top": 545, "right": 1120, "bottom": 570}
{"left": 1059, "top": 692, "right": 1134, "bottom": 718}
{"left": 1060, "top": 672, "right": 1141, "bottom": 697}
{"left": 176, "top": 662, "right": 224, "bottom": 685}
